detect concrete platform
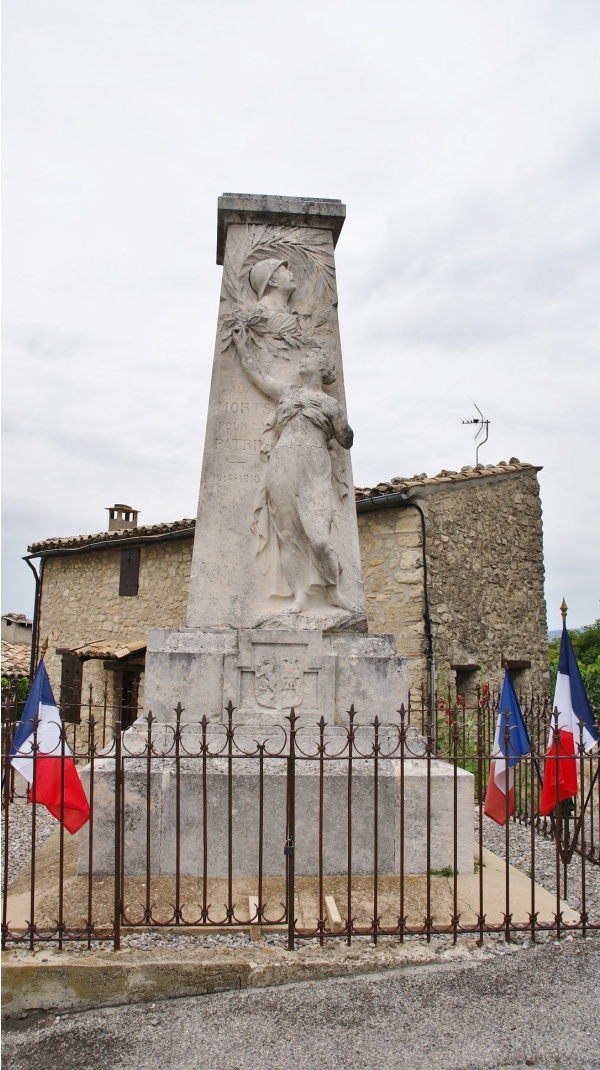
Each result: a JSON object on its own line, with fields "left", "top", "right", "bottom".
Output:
{"left": 4, "top": 830, "right": 578, "bottom": 935}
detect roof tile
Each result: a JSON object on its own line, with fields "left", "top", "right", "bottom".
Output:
{"left": 27, "top": 461, "right": 541, "bottom": 553}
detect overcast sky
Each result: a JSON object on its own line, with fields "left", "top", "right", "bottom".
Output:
{"left": 3, "top": 0, "right": 599, "bottom": 632}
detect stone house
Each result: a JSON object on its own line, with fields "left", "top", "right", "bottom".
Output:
{"left": 356, "top": 459, "right": 548, "bottom": 702}
{"left": 1, "top": 613, "right": 33, "bottom": 647}
{"left": 25, "top": 460, "right": 548, "bottom": 728}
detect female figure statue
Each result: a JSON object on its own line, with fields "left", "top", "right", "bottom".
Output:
{"left": 232, "top": 331, "right": 358, "bottom": 615}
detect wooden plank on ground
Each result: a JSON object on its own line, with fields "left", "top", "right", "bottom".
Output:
{"left": 325, "top": 894, "right": 343, "bottom": 933}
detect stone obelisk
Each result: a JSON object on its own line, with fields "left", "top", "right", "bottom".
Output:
{"left": 143, "top": 195, "right": 407, "bottom": 725}
{"left": 187, "top": 194, "right": 366, "bottom": 632}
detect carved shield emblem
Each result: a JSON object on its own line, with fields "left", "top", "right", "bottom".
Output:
{"left": 252, "top": 647, "right": 305, "bottom": 710}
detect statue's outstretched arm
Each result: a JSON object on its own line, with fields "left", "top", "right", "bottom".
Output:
{"left": 331, "top": 408, "right": 354, "bottom": 450}
{"left": 233, "top": 330, "right": 285, "bottom": 402}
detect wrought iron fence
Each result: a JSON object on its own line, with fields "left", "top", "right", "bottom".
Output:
{"left": 2, "top": 694, "right": 599, "bottom": 953}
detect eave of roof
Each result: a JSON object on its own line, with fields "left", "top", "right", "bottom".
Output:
{"left": 27, "top": 460, "right": 541, "bottom": 554}
{"left": 70, "top": 638, "right": 147, "bottom": 660}
{"left": 28, "top": 519, "right": 196, "bottom": 555}
{"left": 355, "top": 458, "right": 541, "bottom": 501}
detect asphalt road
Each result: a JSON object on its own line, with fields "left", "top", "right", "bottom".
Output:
{"left": 3, "top": 940, "right": 600, "bottom": 1070}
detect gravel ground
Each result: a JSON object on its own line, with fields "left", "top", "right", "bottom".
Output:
{"left": 3, "top": 939, "right": 600, "bottom": 1070}
{"left": 2, "top": 800, "right": 58, "bottom": 883}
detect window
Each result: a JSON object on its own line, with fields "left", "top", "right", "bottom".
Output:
{"left": 119, "top": 546, "right": 140, "bottom": 596}
{"left": 501, "top": 659, "right": 532, "bottom": 702}
{"left": 451, "top": 663, "right": 480, "bottom": 707}
{"left": 60, "top": 653, "right": 83, "bottom": 724}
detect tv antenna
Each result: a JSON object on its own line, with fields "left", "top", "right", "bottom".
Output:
{"left": 462, "top": 402, "right": 490, "bottom": 465}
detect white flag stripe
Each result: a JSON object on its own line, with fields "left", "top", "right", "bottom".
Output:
{"left": 548, "top": 672, "right": 597, "bottom": 753}
{"left": 9, "top": 701, "right": 73, "bottom": 783}
{"left": 490, "top": 757, "right": 512, "bottom": 797}
{"left": 490, "top": 716, "right": 511, "bottom": 794}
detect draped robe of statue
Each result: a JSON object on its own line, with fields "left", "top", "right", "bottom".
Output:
{"left": 253, "top": 387, "right": 352, "bottom": 599}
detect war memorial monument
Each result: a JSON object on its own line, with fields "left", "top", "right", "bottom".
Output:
{"left": 80, "top": 194, "right": 473, "bottom": 878}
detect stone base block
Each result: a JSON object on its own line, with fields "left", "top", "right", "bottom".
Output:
{"left": 77, "top": 747, "right": 474, "bottom": 878}
{"left": 79, "top": 628, "right": 471, "bottom": 880}
{"left": 142, "top": 627, "right": 408, "bottom": 725}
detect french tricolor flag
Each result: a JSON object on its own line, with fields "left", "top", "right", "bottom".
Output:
{"left": 9, "top": 660, "right": 90, "bottom": 834}
{"left": 539, "top": 619, "right": 599, "bottom": 816}
{"left": 484, "top": 671, "right": 530, "bottom": 825}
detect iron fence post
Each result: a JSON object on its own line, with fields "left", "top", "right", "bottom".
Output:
{"left": 113, "top": 719, "right": 122, "bottom": 951}
{"left": 347, "top": 705, "right": 355, "bottom": 946}
{"left": 579, "top": 721, "right": 587, "bottom": 938}
{"left": 29, "top": 715, "right": 39, "bottom": 952}
{"left": 286, "top": 710, "right": 297, "bottom": 951}
{"left": 86, "top": 713, "right": 96, "bottom": 949}
{"left": 398, "top": 704, "right": 406, "bottom": 944}
{"left": 476, "top": 702, "right": 485, "bottom": 946}
{"left": 2, "top": 720, "right": 11, "bottom": 949}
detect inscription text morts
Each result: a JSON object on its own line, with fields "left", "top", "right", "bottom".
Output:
{"left": 215, "top": 390, "right": 274, "bottom": 465}
{"left": 252, "top": 646, "right": 306, "bottom": 709}
{"left": 218, "top": 400, "right": 273, "bottom": 416}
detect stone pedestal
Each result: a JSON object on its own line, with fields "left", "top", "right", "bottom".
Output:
{"left": 78, "top": 731, "right": 474, "bottom": 878}
{"left": 142, "top": 626, "right": 408, "bottom": 725}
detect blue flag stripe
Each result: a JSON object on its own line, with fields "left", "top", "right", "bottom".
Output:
{"left": 497, "top": 670, "right": 530, "bottom": 767}
{"left": 9, "top": 661, "right": 58, "bottom": 757}
{"left": 559, "top": 623, "right": 599, "bottom": 743}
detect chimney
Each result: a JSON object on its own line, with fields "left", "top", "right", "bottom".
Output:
{"left": 106, "top": 504, "right": 140, "bottom": 532}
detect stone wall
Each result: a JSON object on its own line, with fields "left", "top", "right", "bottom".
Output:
{"left": 423, "top": 468, "right": 548, "bottom": 694}
{"left": 358, "top": 507, "right": 425, "bottom": 683}
{"left": 39, "top": 539, "right": 193, "bottom": 717}
{"left": 358, "top": 467, "right": 548, "bottom": 696}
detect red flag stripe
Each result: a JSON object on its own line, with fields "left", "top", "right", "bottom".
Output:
{"left": 539, "top": 730, "right": 578, "bottom": 817}
{"left": 484, "top": 760, "right": 514, "bottom": 825}
{"left": 29, "top": 755, "right": 90, "bottom": 834}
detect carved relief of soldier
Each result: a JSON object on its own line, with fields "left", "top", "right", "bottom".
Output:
{"left": 248, "top": 258, "right": 302, "bottom": 343}
{"left": 220, "top": 227, "right": 334, "bottom": 360}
